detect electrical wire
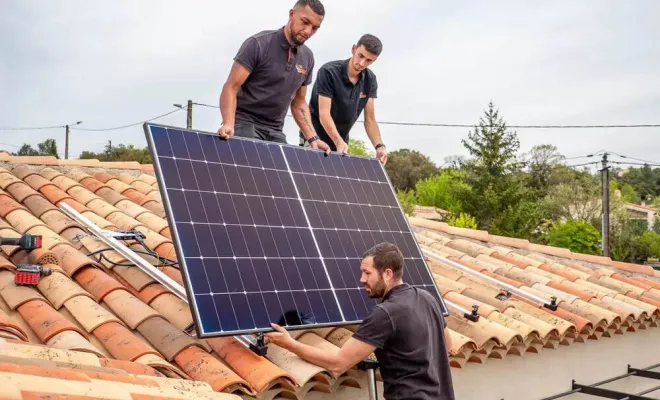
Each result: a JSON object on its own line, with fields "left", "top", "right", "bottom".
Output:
{"left": 71, "top": 108, "right": 184, "bottom": 132}
{"left": 566, "top": 161, "right": 600, "bottom": 168}
{"left": 187, "top": 101, "right": 660, "bottom": 129}
{"left": 0, "top": 124, "right": 67, "bottom": 131}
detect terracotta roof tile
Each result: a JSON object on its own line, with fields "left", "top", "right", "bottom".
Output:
{"left": 79, "top": 177, "right": 110, "bottom": 194}
{"left": 93, "top": 322, "right": 161, "bottom": 361}
{"left": 46, "top": 330, "right": 105, "bottom": 356}
{"left": 50, "top": 244, "right": 102, "bottom": 276}
{"left": 148, "top": 294, "right": 193, "bottom": 332}
{"left": 5, "top": 182, "right": 37, "bottom": 203}
{"left": 172, "top": 345, "right": 251, "bottom": 394}
{"left": 134, "top": 317, "right": 197, "bottom": 361}
{"left": 23, "top": 175, "right": 53, "bottom": 192}
{"left": 0, "top": 172, "right": 22, "bottom": 190}
{"left": 18, "top": 299, "right": 88, "bottom": 342}
{"left": 40, "top": 184, "right": 74, "bottom": 205}
{"left": 0, "top": 193, "right": 28, "bottom": 218}
{"left": 63, "top": 295, "right": 122, "bottom": 333}
{"left": 103, "top": 290, "right": 161, "bottom": 330}
{"left": 37, "top": 271, "right": 94, "bottom": 309}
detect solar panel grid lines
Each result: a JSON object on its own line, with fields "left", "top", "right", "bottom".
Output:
{"left": 144, "top": 122, "right": 447, "bottom": 337}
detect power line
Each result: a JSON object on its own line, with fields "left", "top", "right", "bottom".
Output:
{"left": 566, "top": 161, "right": 600, "bottom": 168}
{"left": 189, "top": 101, "right": 660, "bottom": 129}
{"left": 0, "top": 142, "right": 21, "bottom": 149}
{"left": 0, "top": 124, "right": 67, "bottom": 131}
{"left": 71, "top": 108, "right": 184, "bottom": 132}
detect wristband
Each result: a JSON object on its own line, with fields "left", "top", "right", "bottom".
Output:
{"left": 375, "top": 143, "right": 386, "bottom": 150}
{"left": 307, "top": 135, "right": 320, "bottom": 144}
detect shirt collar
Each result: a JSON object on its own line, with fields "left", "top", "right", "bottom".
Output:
{"left": 381, "top": 282, "right": 410, "bottom": 302}
{"left": 278, "top": 26, "right": 297, "bottom": 51}
{"left": 342, "top": 58, "right": 365, "bottom": 85}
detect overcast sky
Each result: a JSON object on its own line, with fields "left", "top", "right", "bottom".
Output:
{"left": 1, "top": 0, "right": 659, "bottom": 169}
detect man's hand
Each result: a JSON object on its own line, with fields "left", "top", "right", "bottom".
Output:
{"left": 310, "top": 139, "right": 331, "bottom": 155}
{"left": 334, "top": 139, "right": 349, "bottom": 155}
{"left": 217, "top": 123, "right": 234, "bottom": 140}
{"left": 264, "top": 323, "right": 296, "bottom": 350}
{"left": 376, "top": 145, "right": 387, "bottom": 165}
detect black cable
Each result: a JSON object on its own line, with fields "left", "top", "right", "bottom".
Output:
{"left": 71, "top": 109, "right": 184, "bottom": 132}
{"left": 86, "top": 247, "right": 179, "bottom": 268}
{"left": 566, "top": 161, "right": 600, "bottom": 168}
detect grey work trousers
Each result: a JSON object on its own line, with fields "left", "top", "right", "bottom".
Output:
{"left": 233, "top": 120, "right": 287, "bottom": 144}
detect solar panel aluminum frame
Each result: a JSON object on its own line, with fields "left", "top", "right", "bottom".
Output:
{"left": 144, "top": 122, "right": 448, "bottom": 338}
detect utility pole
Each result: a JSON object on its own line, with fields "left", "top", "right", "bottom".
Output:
{"left": 64, "top": 121, "right": 83, "bottom": 160}
{"left": 187, "top": 99, "right": 193, "bottom": 129}
{"left": 601, "top": 152, "right": 610, "bottom": 257}
{"left": 65, "top": 125, "right": 70, "bottom": 160}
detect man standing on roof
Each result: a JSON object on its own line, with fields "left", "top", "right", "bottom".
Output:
{"left": 300, "top": 34, "right": 387, "bottom": 164}
{"left": 217, "top": 0, "right": 330, "bottom": 154}
{"left": 266, "top": 242, "right": 456, "bottom": 400}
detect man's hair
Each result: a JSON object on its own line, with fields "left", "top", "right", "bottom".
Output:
{"left": 357, "top": 34, "right": 383, "bottom": 56}
{"left": 294, "top": 0, "right": 325, "bottom": 16}
{"left": 362, "top": 242, "right": 404, "bottom": 279}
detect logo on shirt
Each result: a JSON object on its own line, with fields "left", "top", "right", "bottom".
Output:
{"left": 296, "top": 64, "right": 308, "bottom": 75}
{"left": 360, "top": 92, "right": 367, "bottom": 98}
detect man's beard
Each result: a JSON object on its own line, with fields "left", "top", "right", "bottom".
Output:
{"left": 289, "top": 27, "right": 307, "bottom": 46}
{"left": 365, "top": 277, "right": 386, "bottom": 298}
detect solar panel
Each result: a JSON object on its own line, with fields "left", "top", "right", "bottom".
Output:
{"left": 144, "top": 122, "right": 448, "bottom": 337}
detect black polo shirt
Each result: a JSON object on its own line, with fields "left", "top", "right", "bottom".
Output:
{"left": 302, "top": 59, "right": 377, "bottom": 150}
{"left": 353, "top": 283, "right": 455, "bottom": 400}
{"left": 233, "top": 27, "right": 315, "bottom": 132}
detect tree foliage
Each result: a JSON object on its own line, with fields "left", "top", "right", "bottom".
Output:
{"left": 80, "top": 141, "right": 152, "bottom": 164}
{"left": 396, "top": 189, "right": 416, "bottom": 216}
{"left": 347, "top": 139, "right": 374, "bottom": 158}
{"left": 546, "top": 220, "right": 602, "bottom": 255}
{"left": 384, "top": 149, "right": 439, "bottom": 191}
{"left": 16, "top": 139, "right": 59, "bottom": 158}
{"left": 447, "top": 213, "right": 478, "bottom": 229}
{"left": 414, "top": 170, "right": 471, "bottom": 214}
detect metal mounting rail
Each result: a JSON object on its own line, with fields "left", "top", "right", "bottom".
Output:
{"left": 422, "top": 248, "right": 558, "bottom": 311}
{"left": 540, "top": 363, "right": 660, "bottom": 400}
{"left": 59, "top": 203, "right": 258, "bottom": 350}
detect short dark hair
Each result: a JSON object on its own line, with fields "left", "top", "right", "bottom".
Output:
{"left": 357, "top": 34, "right": 383, "bottom": 56}
{"left": 295, "top": 0, "right": 325, "bottom": 16}
{"left": 362, "top": 242, "right": 404, "bottom": 279}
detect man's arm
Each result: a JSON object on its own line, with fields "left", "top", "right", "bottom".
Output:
{"left": 266, "top": 324, "right": 375, "bottom": 375}
{"left": 363, "top": 98, "right": 387, "bottom": 164}
{"left": 218, "top": 62, "right": 251, "bottom": 138}
{"left": 291, "top": 86, "right": 330, "bottom": 154}
{"left": 318, "top": 96, "right": 348, "bottom": 154}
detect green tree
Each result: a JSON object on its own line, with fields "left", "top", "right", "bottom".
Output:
{"left": 542, "top": 170, "right": 602, "bottom": 224}
{"left": 619, "top": 165, "right": 660, "bottom": 201}
{"left": 546, "top": 220, "right": 602, "bottom": 255}
{"left": 17, "top": 138, "right": 59, "bottom": 158}
{"left": 458, "top": 101, "right": 535, "bottom": 237}
{"left": 384, "top": 149, "right": 439, "bottom": 191}
{"left": 447, "top": 213, "right": 478, "bottom": 229}
{"left": 80, "top": 141, "right": 152, "bottom": 164}
{"left": 522, "top": 144, "right": 565, "bottom": 197}
{"left": 396, "top": 189, "right": 416, "bottom": 216}
{"left": 347, "top": 139, "right": 375, "bottom": 157}
{"left": 630, "top": 231, "right": 660, "bottom": 263}
{"left": 414, "top": 169, "right": 471, "bottom": 214}
{"left": 611, "top": 180, "right": 640, "bottom": 203}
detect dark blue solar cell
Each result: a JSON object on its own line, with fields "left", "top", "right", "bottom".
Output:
{"left": 228, "top": 139, "right": 249, "bottom": 167}
{"left": 254, "top": 142, "right": 276, "bottom": 170}
{"left": 208, "top": 225, "right": 232, "bottom": 258}
{"left": 236, "top": 259, "right": 261, "bottom": 292}
{"left": 213, "top": 294, "right": 239, "bottom": 332}
{"left": 255, "top": 229, "right": 278, "bottom": 258}
{"left": 276, "top": 291, "right": 300, "bottom": 326}
{"left": 305, "top": 174, "right": 324, "bottom": 202}
{"left": 150, "top": 127, "right": 173, "bottom": 157}
{"left": 190, "top": 161, "right": 214, "bottom": 192}
{"left": 282, "top": 146, "right": 301, "bottom": 173}
{"left": 175, "top": 160, "right": 198, "bottom": 191}
{"left": 242, "top": 226, "right": 265, "bottom": 257}
{"left": 198, "top": 132, "right": 219, "bottom": 161}
{"left": 246, "top": 196, "right": 267, "bottom": 226}
{"left": 194, "top": 224, "right": 218, "bottom": 256}
{"left": 157, "top": 157, "right": 181, "bottom": 189}
{"left": 195, "top": 294, "right": 222, "bottom": 333}
{"left": 232, "top": 195, "right": 254, "bottom": 225}
{"left": 292, "top": 174, "right": 310, "bottom": 200}
{"left": 327, "top": 153, "right": 347, "bottom": 178}
{"left": 225, "top": 226, "right": 249, "bottom": 257}
{"left": 207, "top": 163, "right": 229, "bottom": 193}
{"left": 261, "top": 197, "right": 281, "bottom": 226}
{"left": 325, "top": 259, "right": 350, "bottom": 289}
{"left": 305, "top": 290, "right": 330, "bottom": 323}
{"left": 214, "top": 194, "right": 238, "bottom": 225}
{"left": 185, "top": 258, "right": 210, "bottom": 294}
{"left": 167, "top": 129, "right": 189, "bottom": 159}
{"left": 184, "top": 191, "right": 206, "bottom": 223}
{"left": 214, "top": 139, "right": 235, "bottom": 164}
{"left": 185, "top": 132, "right": 205, "bottom": 161}
{"left": 348, "top": 289, "right": 372, "bottom": 319}
{"left": 175, "top": 222, "right": 199, "bottom": 257}
{"left": 320, "top": 290, "right": 344, "bottom": 321}
{"left": 166, "top": 189, "right": 189, "bottom": 221}
{"left": 335, "top": 290, "right": 358, "bottom": 321}
{"left": 278, "top": 171, "right": 297, "bottom": 197}
{"left": 199, "top": 192, "right": 222, "bottom": 224}
{"left": 241, "top": 140, "right": 263, "bottom": 168}
{"left": 288, "top": 200, "right": 308, "bottom": 227}
{"left": 237, "top": 167, "right": 258, "bottom": 196}
{"left": 246, "top": 293, "right": 272, "bottom": 328}
{"left": 250, "top": 168, "right": 269, "bottom": 197}
{"left": 204, "top": 258, "right": 228, "bottom": 293}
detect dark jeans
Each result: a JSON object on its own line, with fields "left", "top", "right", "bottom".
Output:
{"left": 234, "top": 120, "right": 287, "bottom": 144}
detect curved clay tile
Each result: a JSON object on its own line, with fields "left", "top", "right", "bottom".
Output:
{"left": 95, "top": 187, "right": 126, "bottom": 206}
{"left": 133, "top": 353, "right": 189, "bottom": 380}
{"left": 122, "top": 186, "right": 149, "bottom": 202}
{"left": 74, "top": 267, "right": 125, "bottom": 302}
{"left": 40, "top": 210, "right": 80, "bottom": 235}
{"left": 591, "top": 297, "right": 638, "bottom": 322}
{"left": 147, "top": 191, "right": 163, "bottom": 202}
{"left": 5, "top": 182, "right": 36, "bottom": 204}
{"left": 98, "top": 357, "right": 160, "bottom": 377}
{"left": 0, "top": 270, "right": 48, "bottom": 309}
{"left": 86, "top": 198, "right": 119, "bottom": 219}
{"left": 39, "top": 184, "right": 73, "bottom": 206}
{"left": 502, "top": 307, "right": 559, "bottom": 340}
{"left": 9, "top": 166, "right": 37, "bottom": 181}
{"left": 172, "top": 345, "right": 252, "bottom": 394}
{"left": 63, "top": 295, "right": 122, "bottom": 333}
{"left": 137, "top": 174, "right": 157, "bottom": 186}
{"left": 149, "top": 294, "right": 193, "bottom": 331}
{"left": 79, "top": 177, "right": 109, "bottom": 194}
{"left": 115, "top": 199, "right": 149, "bottom": 219}
{"left": 595, "top": 276, "right": 646, "bottom": 296}
{"left": 25, "top": 226, "right": 68, "bottom": 251}
{"left": 46, "top": 330, "right": 104, "bottom": 357}
{"left": 133, "top": 283, "right": 169, "bottom": 305}
{"left": 156, "top": 266, "right": 182, "bottom": 286}
{"left": 0, "top": 172, "right": 22, "bottom": 190}
{"left": 0, "top": 193, "right": 28, "bottom": 219}
{"left": 37, "top": 271, "right": 93, "bottom": 309}
{"left": 17, "top": 299, "right": 88, "bottom": 342}
{"left": 50, "top": 243, "right": 101, "bottom": 276}
{"left": 133, "top": 180, "right": 157, "bottom": 195}
{"left": 23, "top": 175, "right": 53, "bottom": 192}
{"left": 0, "top": 309, "right": 28, "bottom": 341}
{"left": 324, "top": 327, "right": 356, "bottom": 348}
{"left": 611, "top": 260, "right": 656, "bottom": 276}
{"left": 134, "top": 316, "right": 199, "bottom": 361}
{"left": 489, "top": 252, "right": 529, "bottom": 268}
{"left": 67, "top": 186, "right": 101, "bottom": 206}
{"left": 445, "top": 292, "right": 498, "bottom": 318}
{"left": 135, "top": 213, "right": 168, "bottom": 234}
{"left": 117, "top": 173, "right": 137, "bottom": 185}
{"left": 22, "top": 196, "right": 58, "bottom": 220}
{"left": 27, "top": 248, "right": 59, "bottom": 266}
{"left": 92, "top": 172, "right": 114, "bottom": 184}
{"left": 547, "top": 281, "right": 594, "bottom": 302}
{"left": 159, "top": 226, "right": 172, "bottom": 240}
{"left": 39, "top": 167, "right": 63, "bottom": 181}
{"left": 93, "top": 321, "right": 161, "bottom": 361}
{"left": 154, "top": 243, "right": 178, "bottom": 262}
{"left": 66, "top": 170, "right": 92, "bottom": 183}
{"left": 207, "top": 337, "right": 296, "bottom": 393}
{"left": 103, "top": 290, "right": 160, "bottom": 330}
{"left": 51, "top": 175, "right": 82, "bottom": 194}
{"left": 485, "top": 311, "right": 540, "bottom": 346}
{"left": 537, "top": 264, "right": 580, "bottom": 282}
{"left": 0, "top": 255, "right": 13, "bottom": 272}
{"left": 56, "top": 198, "right": 90, "bottom": 215}
{"left": 444, "top": 240, "right": 488, "bottom": 258}
{"left": 112, "top": 265, "right": 156, "bottom": 291}
{"left": 460, "top": 288, "right": 509, "bottom": 312}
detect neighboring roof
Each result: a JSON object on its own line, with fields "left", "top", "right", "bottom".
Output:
{"left": 411, "top": 205, "right": 449, "bottom": 221}
{"left": 625, "top": 202, "right": 658, "bottom": 214}
{"left": 0, "top": 156, "right": 366, "bottom": 399}
{"left": 0, "top": 153, "right": 659, "bottom": 397}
